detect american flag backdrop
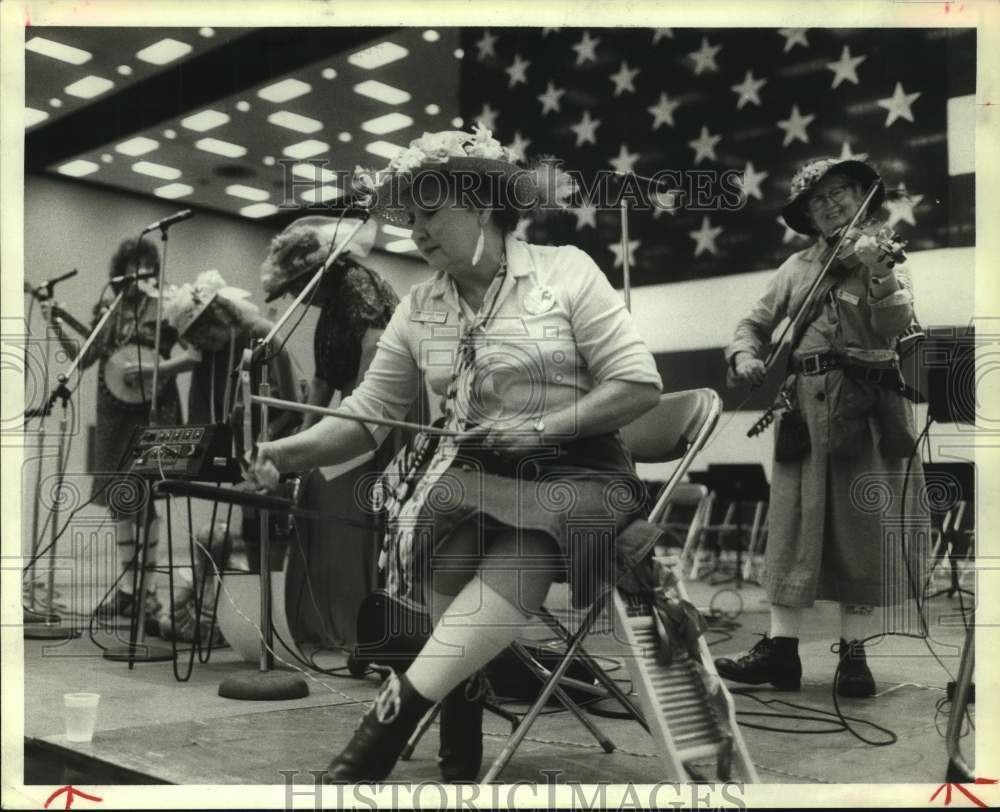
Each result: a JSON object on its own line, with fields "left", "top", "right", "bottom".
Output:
{"left": 457, "top": 27, "right": 976, "bottom": 290}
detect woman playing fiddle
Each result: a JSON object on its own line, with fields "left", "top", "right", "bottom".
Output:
{"left": 717, "top": 157, "right": 928, "bottom": 698}
{"left": 247, "top": 127, "right": 662, "bottom": 782}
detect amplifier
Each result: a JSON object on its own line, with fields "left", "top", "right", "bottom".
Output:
{"left": 124, "top": 423, "right": 242, "bottom": 482}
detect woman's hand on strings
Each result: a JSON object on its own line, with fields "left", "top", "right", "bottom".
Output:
{"left": 734, "top": 354, "right": 767, "bottom": 386}
{"left": 247, "top": 442, "right": 281, "bottom": 493}
{"left": 459, "top": 418, "right": 551, "bottom": 455}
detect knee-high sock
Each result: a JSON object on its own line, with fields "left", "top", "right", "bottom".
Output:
{"left": 406, "top": 576, "right": 532, "bottom": 703}
{"left": 769, "top": 604, "right": 804, "bottom": 639}
{"left": 840, "top": 603, "right": 877, "bottom": 643}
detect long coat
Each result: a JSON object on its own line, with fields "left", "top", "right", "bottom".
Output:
{"left": 726, "top": 240, "right": 929, "bottom": 609}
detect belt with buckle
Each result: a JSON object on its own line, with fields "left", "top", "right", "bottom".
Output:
{"left": 790, "top": 353, "right": 843, "bottom": 376}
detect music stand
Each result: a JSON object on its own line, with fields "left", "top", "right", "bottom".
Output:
{"left": 924, "top": 462, "right": 975, "bottom": 603}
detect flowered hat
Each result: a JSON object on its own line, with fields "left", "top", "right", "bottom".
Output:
{"left": 162, "top": 269, "right": 259, "bottom": 338}
{"left": 259, "top": 215, "right": 377, "bottom": 302}
{"left": 781, "top": 157, "right": 884, "bottom": 236}
{"left": 353, "top": 124, "right": 575, "bottom": 226}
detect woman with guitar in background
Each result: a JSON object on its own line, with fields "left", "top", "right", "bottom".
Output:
{"left": 715, "top": 157, "right": 928, "bottom": 699}
{"left": 248, "top": 127, "right": 663, "bottom": 783}
{"left": 42, "top": 236, "right": 194, "bottom": 623}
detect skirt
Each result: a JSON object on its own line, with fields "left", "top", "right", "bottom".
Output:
{"left": 382, "top": 433, "right": 651, "bottom": 609}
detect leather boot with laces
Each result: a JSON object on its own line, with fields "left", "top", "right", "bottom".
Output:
{"left": 836, "top": 639, "right": 876, "bottom": 698}
{"left": 324, "top": 672, "right": 434, "bottom": 783}
{"left": 714, "top": 635, "right": 802, "bottom": 691}
{"left": 437, "top": 673, "right": 485, "bottom": 782}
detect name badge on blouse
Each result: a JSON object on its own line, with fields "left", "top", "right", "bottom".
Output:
{"left": 523, "top": 286, "right": 556, "bottom": 315}
{"left": 411, "top": 310, "right": 448, "bottom": 324}
{"left": 836, "top": 289, "right": 861, "bottom": 306}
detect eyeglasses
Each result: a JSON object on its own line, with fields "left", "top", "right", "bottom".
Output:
{"left": 807, "top": 184, "right": 853, "bottom": 212}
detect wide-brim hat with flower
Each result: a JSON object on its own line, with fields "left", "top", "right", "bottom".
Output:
{"left": 162, "top": 269, "right": 259, "bottom": 338}
{"left": 781, "top": 157, "right": 884, "bottom": 236}
{"left": 259, "top": 215, "right": 377, "bottom": 302}
{"left": 353, "top": 125, "right": 575, "bottom": 226}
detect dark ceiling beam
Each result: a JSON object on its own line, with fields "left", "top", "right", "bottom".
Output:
{"left": 25, "top": 26, "right": 399, "bottom": 172}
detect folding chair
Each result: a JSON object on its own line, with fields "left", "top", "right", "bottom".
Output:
{"left": 480, "top": 388, "right": 757, "bottom": 782}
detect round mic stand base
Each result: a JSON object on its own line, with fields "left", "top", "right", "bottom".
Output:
{"left": 24, "top": 622, "right": 81, "bottom": 640}
{"left": 218, "top": 669, "right": 309, "bottom": 701}
{"left": 103, "top": 642, "right": 175, "bottom": 663}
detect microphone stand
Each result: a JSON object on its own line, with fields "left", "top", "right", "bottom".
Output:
{"left": 217, "top": 215, "right": 370, "bottom": 701}
{"left": 620, "top": 199, "right": 632, "bottom": 313}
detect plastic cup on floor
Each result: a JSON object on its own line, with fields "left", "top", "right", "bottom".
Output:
{"left": 63, "top": 693, "right": 100, "bottom": 742}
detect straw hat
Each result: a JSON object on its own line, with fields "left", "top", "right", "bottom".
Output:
{"left": 781, "top": 157, "right": 884, "bottom": 236}
{"left": 162, "top": 270, "right": 258, "bottom": 338}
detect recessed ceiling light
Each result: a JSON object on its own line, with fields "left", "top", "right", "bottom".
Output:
{"left": 451, "top": 117, "right": 464, "bottom": 128}
{"left": 101, "top": 153, "right": 114, "bottom": 163}
{"left": 199, "top": 27, "right": 215, "bottom": 38}
{"left": 225, "top": 184, "right": 270, "bottom": 202}
{"left": 49, "top": 98, "right": 62, "bottom": 108}
{"left": 257, "top": 78, "right": 311, "bottom": 103}
{"left": 322, "top": 68, "right": 337, "bottom": 80}
{"left": 267, "top": 111, "right": 323, "bottom": 134}
{"left": 263, "top": 156, "right": 276, "bottom": 166}
{"left": 132, "top": 160, "right": 182, "bottom": 180}
{"left": 423, "top": 30, "right": 440, "bottom": 43}
{"left": 117, "top": 64, "right": 133, "bottom": 76}
{"left": 454, "top": 48, "right": 464, "bottom": 59}
{"left": 163, "top": 129, "right": 177, "bottom": 139}
{"left": 195, "top": 137, "right": 247, "bottom": 158}
{"left": 300, "top": 185, "right": 341, "bottom": 204}
{"left": 240, "top": 203, "right": 279, "bottom": 219}
{"left": 155, "top": 182, "right": 194, "bottom": 199}
{"left": 292, "top": 163, "right": 336, "bottom": 183}
{"left": 338, "top": 132, "right": 352, "bottom": 143}
{"left": 26, "top": 37, "right": 92, "bottom": 65}
{"left": 25, "top": 107, "right": 49, "bottom": 127}
{"left": 365, "top": 141, "right": 404, "bottom": 160}
{"left": 115, "top": 136, "right": 159, "bottom": 156}
{"left": 181, "top": 109, "right": 230, "bottom": 132}
{"left": 353, "top": 80, "right": 411, "bottom": 105}
{"left": 361, "top": 112, "right": 414, "bottom": 135}
{"left": 425, "top": 104, "right": 440, "bottom": 115}
{"left": 64, "top": 75, "right": 114, "bottom": 99}
{"left": 236, "top": 100, "right": 251, "bottom": 113}
{"left": 382, "top": 224, "right": 412, "bottom": 238}
{"left": 348, "top": 42, "right": 409, "bottom": 70}
{"left": 385, "top": 238, "right": 418, "bottom": 253}
{"left": 57, "top": 159, "right": 99, "bottom": 177}
{"left": 136, "top": 38, "right": 192, "bottom": 66}
{"left": 283, "top": 140, "right": 328, "bottom": 159}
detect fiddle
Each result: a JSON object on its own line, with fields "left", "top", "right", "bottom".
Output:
{"left": 822, "top": 220, "right": 907, "bottom": 274}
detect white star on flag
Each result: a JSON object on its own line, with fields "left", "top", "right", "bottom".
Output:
{"left": 778, "top": 28, "right": 809, "bottom": 53}
{"left": 652, "top": 28, "right": 673, "bottom": 44}
{"left": 541, "top": 28, "right": 560, "bottom": 36}
{"left": 839, "top": 141, "right": 869, "bottom": 162}
{"left": 689, "top": 217, "right": 723, "bottom": 257}
{"left": 688, "top": 126, "right": 721, "bottom": 164}
{"left": 777, "top": 215, "right": 808, "bottom": 245}
{"left": 826, "top": 45, "right": 866, "bottom": 89}
{"left": 777, "top": 105, "right": 815, "bottom": 147}
{"left": 512, "top": 217, "right": 532, "bottom": 241}
{"left": 609, "top": 238, "right": 641, "bottom": 268}
{"left": 876, "top": 81, "right": 921, "bottom": 127}
{"left": 610, "top": 61, "right": 639, "bottom": 97}
{"left": 731, "top": 70, "right": 767, "bottom": 109}
{"left": 475, "top": 30, "right": 498, "bottom": 60}
{"left": 647, "top": 92, "right": 680, "bottom": 129}
{"left": 507, "top": 132, "right": 531, "bottom": 161}
{"left": 609, "top": 144, "right": 639, "bottom": 175}
{"left": 537, "top": 83, "right": 565, "bottom": 115}
{"left": 476, "top": 103, "right": 499, "bottom": 131}
{"left": 885, "top": 185, "right": 923, "bottom": 228}
{"left": 572, "top": 202, "right": 597, "bottom": 231}
{"left": 571, "top": 110, "right": 601, "bottom": 146}
{"left": 506, "top": 55, "right": 530, "bottom": 88}
{"left": 688, "top": 37, "right": 721, "bottom": 75}
{"left": 572, "top": 31, "right": 600, "bottom": 66}
{"left": 738, "top": 161, "right": 769, "bottom": 201}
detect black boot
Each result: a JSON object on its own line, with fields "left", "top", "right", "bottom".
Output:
{"left": 324, "top": 672, "right": 434, "bottom": 783}
{"left": 714, "top": 635, "right": 802, "bottom": 690}
{"left": 438, "top": 674, "right": 485, "bottom": 782}
{"left": 836, "top": 639, "right": 876, "bottom": 698}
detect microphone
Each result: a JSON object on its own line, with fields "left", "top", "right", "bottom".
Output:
{"left": 25, "top": 269, "right": 78, "bottom": 298}
{"left": 141, "top": 209, "right": 194, "bottom": 235}
{"left": 109, "top": 268, "right": 159, "bottom": 286}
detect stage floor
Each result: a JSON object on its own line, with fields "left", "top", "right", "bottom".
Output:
{"left": 22, "top": 578, "right": 972, "bottom": 786}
